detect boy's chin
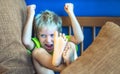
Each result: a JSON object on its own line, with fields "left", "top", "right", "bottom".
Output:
{"left": 47, "top": 49, "right": 53, "bottom": 53}
{"left": 45, "top": 48, "right": 53, "bottom": 53}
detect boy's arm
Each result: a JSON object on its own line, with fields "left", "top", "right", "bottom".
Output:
{"left": 33, "top": 48, "right": 66, "bottom": 72}
{"left": 22, "top": 5, "right": 35, "bottom": 50}
{"left": 64, "top": 3, "right": 84, "bottom": 44}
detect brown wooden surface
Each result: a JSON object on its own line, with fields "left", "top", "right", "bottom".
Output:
{"left": 61, "top": 16, "right": 120, "bottom": 26}
{"left": 62, "top": 16, "right": 120, "bottom": 55}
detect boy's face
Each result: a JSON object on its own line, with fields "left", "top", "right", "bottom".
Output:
{"left": 38, "top": 26, "right": 57, "bottom": 53}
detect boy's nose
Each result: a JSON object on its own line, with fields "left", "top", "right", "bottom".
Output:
{"left": 46, "top": 36, "right": 52, "bottom": 43}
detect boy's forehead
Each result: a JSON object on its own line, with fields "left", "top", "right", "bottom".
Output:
{"left": 43, "top": 23, "right": 58, "bottom": 29}
{"left": 39, "top": 26, "right": 57, "bottom": 33}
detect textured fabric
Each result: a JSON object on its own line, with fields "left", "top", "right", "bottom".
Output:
{"left": 0, "top": 0, "right": 35, "bottom": 74}
{"left": 61, "top": 22, "right": 120, "bottom": 74}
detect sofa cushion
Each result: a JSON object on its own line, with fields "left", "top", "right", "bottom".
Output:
{"left": 0, "top": 0, "right": 35, "bottom": 74}
{"left": 61, "top": 22, "right": 120, "bottom": 74}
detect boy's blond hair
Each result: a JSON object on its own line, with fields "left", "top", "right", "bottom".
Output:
{"left": 34, "top": 10, "right": 62, "bottom": 36}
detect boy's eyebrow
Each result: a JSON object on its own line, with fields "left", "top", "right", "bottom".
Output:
{"left": 37, "top": 33, "right": 43, "bottom": 35}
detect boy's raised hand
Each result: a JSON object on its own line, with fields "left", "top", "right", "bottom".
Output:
{"left": 64, "top": 3, "right": 74, "bottom": 14}
{"left": 27, "top": 4, "right": 36, "bottom": 15}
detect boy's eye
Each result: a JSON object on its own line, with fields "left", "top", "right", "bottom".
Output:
{"left": 40, "top": 34, "right": 46, "bottom": 38}
{"left": 50, "top": 34, "right": 54, "bottom": 38}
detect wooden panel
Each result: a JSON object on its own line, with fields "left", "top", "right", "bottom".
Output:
{"left": 62, "top": 16, "right": 120, "bottom": 55}
{"left": 61, "top": 17, "right": 120, "bottom": 26}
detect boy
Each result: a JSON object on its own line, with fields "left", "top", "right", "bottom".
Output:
{"left": 22, "top": 3, "right": 84, "bottom": 74}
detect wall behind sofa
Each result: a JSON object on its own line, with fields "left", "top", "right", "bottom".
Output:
{"left": 25, "top": 0, "right": 120, "bottom": 16}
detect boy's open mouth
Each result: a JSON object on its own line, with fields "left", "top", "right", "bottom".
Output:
{"left": 45, "top": 44, "right": 53, "bottom": 51}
